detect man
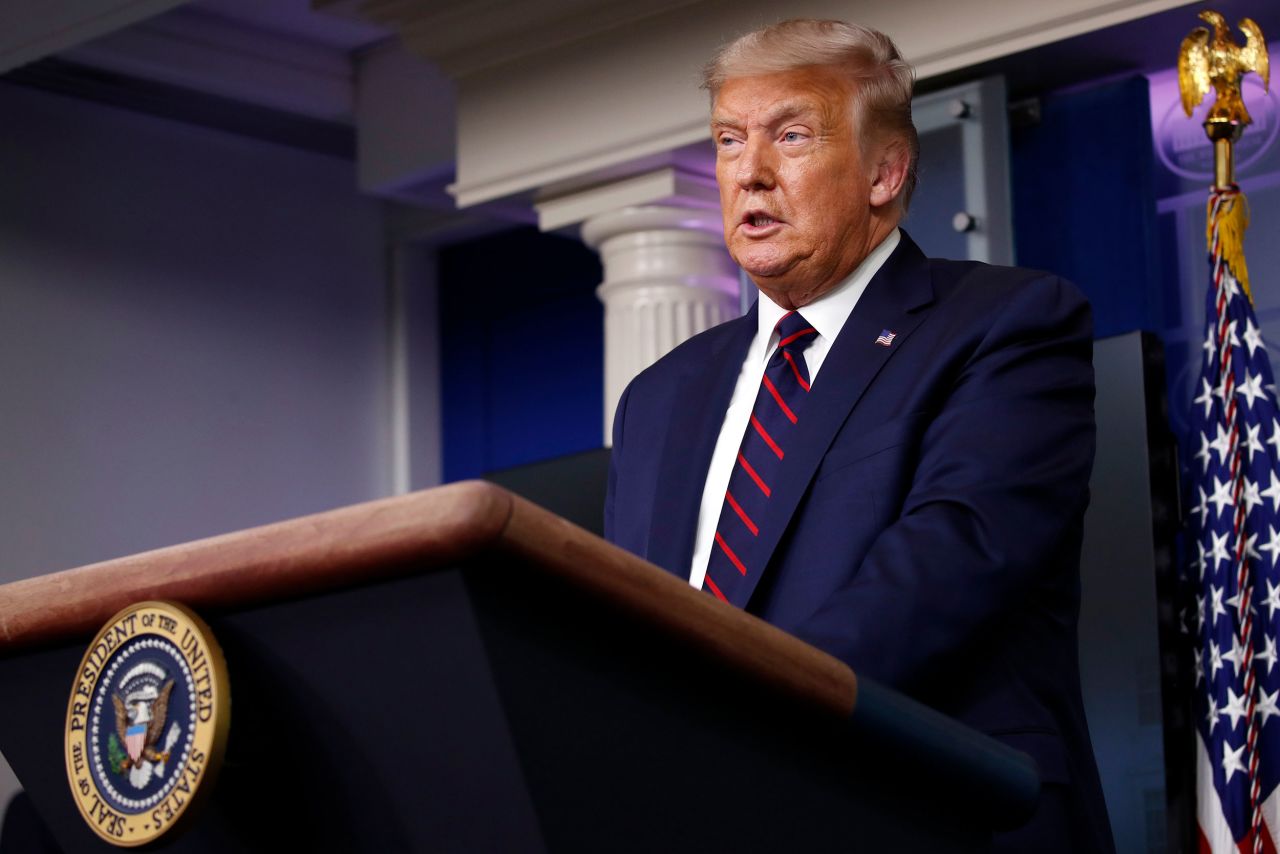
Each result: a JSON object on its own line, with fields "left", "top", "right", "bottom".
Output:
{"left": 604, "top": 18, "right": 1114, "bottom": 852}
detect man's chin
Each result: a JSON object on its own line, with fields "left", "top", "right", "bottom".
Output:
{"left": 734, "top": 252, "right": 796, "bottom": 283}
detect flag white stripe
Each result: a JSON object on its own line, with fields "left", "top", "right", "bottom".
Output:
{"left": 1262, "top": 783, "right": 1280, "bottom": 849}
{"left": 1199, "top": 730, "right": 1242, "bottom": 854}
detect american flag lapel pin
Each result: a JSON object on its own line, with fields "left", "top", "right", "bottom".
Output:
{"left": 874, "top": 329, "right": 896, "bottom": 347}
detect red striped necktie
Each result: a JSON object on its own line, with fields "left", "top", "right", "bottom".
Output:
{"left": 703, "top": 310, "right": 817, "bottom": 606}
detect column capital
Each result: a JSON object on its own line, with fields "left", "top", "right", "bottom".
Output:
{"left": 583, "top": 200, "right": 740, "bottom": 444}
{"left": 581, "top": 204, "right": 724, "bottom": 248}
{"left": 536, "top": 166, "right": 719, "bottom": 232}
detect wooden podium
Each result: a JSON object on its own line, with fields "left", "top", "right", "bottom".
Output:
{"left": 0, "top": 482, "right": 1039, "bottom": 852}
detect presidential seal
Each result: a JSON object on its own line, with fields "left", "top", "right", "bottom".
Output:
{"left": 64, "top": 601, "right": 229, "bottom": 847}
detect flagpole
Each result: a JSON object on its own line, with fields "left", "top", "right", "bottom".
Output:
{"left": 1209, "top": 128, "right": 1237, "bottom": 192}
{"left": 1179, "top": 11, "right": 1270, "bottom": 853}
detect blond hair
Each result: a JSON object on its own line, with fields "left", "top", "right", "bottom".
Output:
{"left": 703, "top": 19, "right": 919, "bottom": 208}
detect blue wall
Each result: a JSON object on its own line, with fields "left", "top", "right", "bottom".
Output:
{"left": 1010, "top": 76, "right": 1167, "bottom": 339}
{"left": 439, "top": 227, "right": 603, "bottom": 482}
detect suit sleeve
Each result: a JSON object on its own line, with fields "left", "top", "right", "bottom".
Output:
{"left": 794, "top": 274, "right": 1096, "bottom": 689}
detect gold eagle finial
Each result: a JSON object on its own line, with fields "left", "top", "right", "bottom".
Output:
{"left": 1179, "top": 10, "right": 1270, "bottom": 127}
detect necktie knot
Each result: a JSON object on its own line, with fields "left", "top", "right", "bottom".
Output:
{"left": 774, "top": 311, "right": 817, "bottom": 355}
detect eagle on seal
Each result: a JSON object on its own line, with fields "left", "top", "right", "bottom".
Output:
{"left": 112, "top": 678, "right": 175, "bottom": 769}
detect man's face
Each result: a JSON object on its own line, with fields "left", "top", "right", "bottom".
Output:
{"left": 712, "top": 66, "right": 895, "bottom": 309}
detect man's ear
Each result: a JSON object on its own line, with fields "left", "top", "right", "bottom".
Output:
{"left": 868, "top": 139, "right": 910, "bottom": 209}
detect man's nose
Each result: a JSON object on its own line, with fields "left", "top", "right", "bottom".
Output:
{"left": 735, "top": 137, "right": 776, "bottom": 190}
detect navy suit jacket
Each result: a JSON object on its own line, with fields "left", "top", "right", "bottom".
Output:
{"left": 605, "top": 233, "right": 1113, "bottom": 849}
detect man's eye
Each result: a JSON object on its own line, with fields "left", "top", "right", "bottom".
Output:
{"left": 782, "top": 131, "right": 805, "bottom": 143}
{"left": 718, "top": 135, "right": 740, "bottom": 148}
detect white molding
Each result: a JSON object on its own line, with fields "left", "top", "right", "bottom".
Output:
{"left": 389, "top": 243, "right": 412, "bottom": 496}
{"left": 329, "top": 0, "right": 1191, "bottom": 81}
{"left": 449, "top": 119, "right": 711, "bottom": 209}
{"left": 423, "top": 0, "right": 1194, "bottom": 208}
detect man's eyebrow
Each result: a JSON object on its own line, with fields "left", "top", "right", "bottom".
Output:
{"left": 711, "top": 99, "right": 822, "bottom": 131}
{"left": 710, "top": 112, "right": 743, "bottom": 130}
{"left": 762, "top": 100, "right": 821, "bottom": 124}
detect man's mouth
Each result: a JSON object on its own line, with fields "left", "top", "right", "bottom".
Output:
{"left": 741, "top": 211, "right": 782, "bottom": 231}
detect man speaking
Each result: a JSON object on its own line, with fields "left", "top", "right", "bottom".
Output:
{"left": 604, "top": 18, "right": 1114, "bottom": 852}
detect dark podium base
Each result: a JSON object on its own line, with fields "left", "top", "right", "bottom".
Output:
{"left": 1, "top": 558, "right": 991, "bottom": 852}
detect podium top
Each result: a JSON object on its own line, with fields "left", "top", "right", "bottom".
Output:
{"left": 0, "top": 481, "right": 857, "bottom": 718}
{"left": 0, "top": 481, "right": 1043, "bottom": 827}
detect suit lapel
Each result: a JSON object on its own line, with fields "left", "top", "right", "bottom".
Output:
{"left": 645, "top": 306, "right": 758, "bottom": 578}
{"left": 730, "top": 233, "right": 937, "bottom": 609}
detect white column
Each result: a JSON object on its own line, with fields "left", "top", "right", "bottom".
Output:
{"left": 582, "top": 205, "right": 740, "bottom": 444}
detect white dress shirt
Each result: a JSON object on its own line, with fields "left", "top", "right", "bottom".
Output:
{"left": 687, "top": 229, "right": 901, "bottom": 588}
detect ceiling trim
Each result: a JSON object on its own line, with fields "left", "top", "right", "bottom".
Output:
{"left": 62, "top": 7, "right": 357, "bottom": 122}
{"left": 317, "top": 0, "right": 701, "bottom": 76}
{"left": 909, "top": 0, "right": 1196, "bottom": 79}
{"left": 0, "top": 0, "right": 187, "bottom": 74}
{"left": 3, "top": 57, "right": 357, "bottom": 159}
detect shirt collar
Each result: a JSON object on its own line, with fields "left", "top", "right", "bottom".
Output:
{"left": 755, "top": 228, "right": 901, "bottom": 357}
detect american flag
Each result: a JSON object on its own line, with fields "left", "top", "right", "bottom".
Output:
{"left": 1188, "top": 186, "right": 1280, "bottom": 853}
{"left": 875, "top": 329, "right": 896, "bottom": 347}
